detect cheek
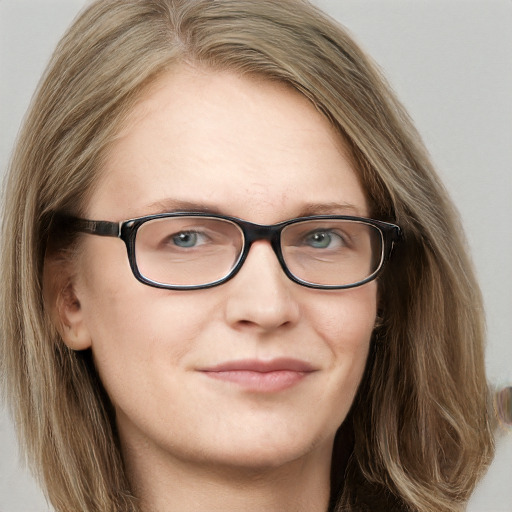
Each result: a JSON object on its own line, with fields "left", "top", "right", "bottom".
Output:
{"left": 81, "top": 287, "right": 207, "bottom": 367}
{"left": 309, "top": 283, "right": 377, "bottom": 354}
{"left": 306, "top": 285, "right": 377, "bottom": 411}
{"left": 74, "top": 239, "right": 211, "bottom": 383}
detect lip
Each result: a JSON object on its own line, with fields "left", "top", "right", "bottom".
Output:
{"left": 198, "top": 358, "right": 317, "bottom": 393}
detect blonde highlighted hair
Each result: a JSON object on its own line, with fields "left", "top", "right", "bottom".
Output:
{"left": 1, "top": 1, "right": 494, "bottom": 511}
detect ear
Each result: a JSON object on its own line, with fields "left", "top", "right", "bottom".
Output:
{"left": 55, "top": 282, "right": 92, "bottom": 350}
{"left": 43, "top": 257, "right": 92, "bottom": 351}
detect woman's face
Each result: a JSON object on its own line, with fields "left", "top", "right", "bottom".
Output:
{"left": 64, "top": 67, "right": 377, "bottom": 472}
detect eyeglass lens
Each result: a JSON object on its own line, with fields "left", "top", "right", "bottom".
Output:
{"left": 134, "top": 216, "right": 383, "bottom": 287}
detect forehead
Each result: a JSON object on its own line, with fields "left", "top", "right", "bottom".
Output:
{"left": 89, "top": 65, "right": 368, "bottom": 222}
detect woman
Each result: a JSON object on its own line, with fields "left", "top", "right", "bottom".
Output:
{"left": 0, "top": 1, "right": 495, "bottom": 511}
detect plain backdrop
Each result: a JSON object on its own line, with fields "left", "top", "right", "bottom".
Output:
{"left": 1, "top": 1, "right": 511, "bottom": 511}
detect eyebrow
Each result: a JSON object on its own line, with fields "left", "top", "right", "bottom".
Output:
{"left": 139, "top": 199, "right": 366, "bottom": 219}
{"left": 141, "top": 199, "right": 224, "bottom": 216}
{"left": 296, "top": 202, "right": 366, "bottom": 217}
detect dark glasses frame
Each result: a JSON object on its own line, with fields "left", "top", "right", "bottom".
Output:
{"left": 55, "top": 212, "right": 402, "bottom": 290}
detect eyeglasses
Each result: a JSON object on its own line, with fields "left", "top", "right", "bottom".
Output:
{"left": 56, "top": 212, "right": 401, "bottom": 290}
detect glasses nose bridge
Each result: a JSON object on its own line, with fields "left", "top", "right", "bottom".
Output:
{"left": 241, "top": 221, "right": 283, "bottom": 264}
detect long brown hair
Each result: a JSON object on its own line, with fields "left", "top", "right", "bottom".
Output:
{"left": 1, "top": 1, "right": 494, "bottom": 511}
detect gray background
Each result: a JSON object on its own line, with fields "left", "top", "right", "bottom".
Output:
{"left": 1, "top": 1, "right": 511, "bottom": 510}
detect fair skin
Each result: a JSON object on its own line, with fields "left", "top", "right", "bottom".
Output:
{"left": 56, "top": 66, "right": 377, "bottom": 512}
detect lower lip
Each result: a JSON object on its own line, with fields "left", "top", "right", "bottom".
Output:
{"left": 201, "top": 370, "right": 310, "bottom": 392}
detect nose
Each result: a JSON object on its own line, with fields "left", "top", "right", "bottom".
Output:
{"left": 224, "top": 241, "right": 300, "bottom": 332}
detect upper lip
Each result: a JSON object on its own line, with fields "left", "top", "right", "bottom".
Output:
{"left": 199, "top": 358, "right": 317, "bottom": 373}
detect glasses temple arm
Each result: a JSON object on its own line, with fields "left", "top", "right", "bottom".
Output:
{"left": 54, "top": 215, "right": 121, "bottom": 237}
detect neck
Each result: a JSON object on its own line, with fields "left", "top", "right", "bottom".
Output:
{"left": 122, "top": 436, "right": 333, "bottom": 512}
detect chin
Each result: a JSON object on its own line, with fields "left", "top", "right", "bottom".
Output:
{"left": 194, "top": 423, "right": 336, "bottom": 473}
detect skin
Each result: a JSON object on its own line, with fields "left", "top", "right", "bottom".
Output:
{"left": 57, "top": 66, "right": 378, "bottom": 512}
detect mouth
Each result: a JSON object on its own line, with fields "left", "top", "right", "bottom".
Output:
{"left": 198, "top": 358, "right": 318, "bottom": 393}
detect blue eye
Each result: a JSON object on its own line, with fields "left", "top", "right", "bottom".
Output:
{"left": 172, "top": 231, "right": 200, "bottom": 248}
{"left": 305, "top": 230, "right": 343, "bottom": 249}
